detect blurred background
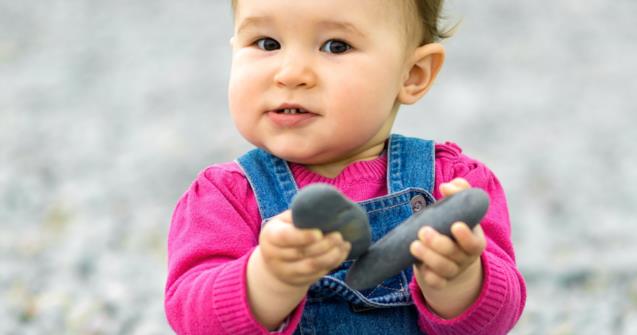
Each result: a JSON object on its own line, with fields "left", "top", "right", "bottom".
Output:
{"left": 1, "top": 0, "right": 636, "bottom": 334}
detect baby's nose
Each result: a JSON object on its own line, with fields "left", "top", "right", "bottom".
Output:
{"left": 274, "top": 53, "right": 317, "bottom": 89}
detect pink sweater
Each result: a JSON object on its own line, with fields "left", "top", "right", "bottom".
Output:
{"left": 164, "top": 142, "right": 526, "bottom": 334}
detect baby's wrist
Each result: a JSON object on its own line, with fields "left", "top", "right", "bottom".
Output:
{"left": 247, "top": 248, "right": 309, "bottom": 330}
{"left": 250, "top": 247, "right": 310, "bottom": 293}
{"left": 453, "top": 257, "right": 482, "bottom": 286}
{"left": 420, "top": 259, "right": 484, "bottom": 319}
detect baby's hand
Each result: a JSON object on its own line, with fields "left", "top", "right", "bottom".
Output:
{"left": 410, "top": 178, "right": 487, "bottom": 290}
{"left": 258, "top": 210, "right": 351, "bottom": 288}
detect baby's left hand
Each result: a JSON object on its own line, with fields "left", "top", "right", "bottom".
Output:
{"left": 410, "top": 178, "right": 487, "bottom": 290}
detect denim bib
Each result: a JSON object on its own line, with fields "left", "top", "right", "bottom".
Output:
{"left": 237, "top": 134, "right": 435, "bottom": 334}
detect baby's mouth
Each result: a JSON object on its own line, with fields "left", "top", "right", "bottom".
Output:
{"left": 275, "top": 108, "right": 309, "bottom": 115}
{"left": 267, "top": 106, "right": 317, "bottom": 127}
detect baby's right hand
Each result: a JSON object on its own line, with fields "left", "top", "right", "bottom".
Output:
{"left": 258, "top": 210, "right": 351, "bottom": 288}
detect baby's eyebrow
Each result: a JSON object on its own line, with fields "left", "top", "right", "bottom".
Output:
{"left": 236, "top": 16, "right": 366, "bottom": 38}
{"left": 236, "top": 16, "right": 272, "bottom": 35}
{"left": 316, "top": 20, "right": 366, "bottom": 38}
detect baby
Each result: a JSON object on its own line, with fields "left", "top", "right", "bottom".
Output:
{"left": 165, "top": 0, "right": 526, "bottom": 334}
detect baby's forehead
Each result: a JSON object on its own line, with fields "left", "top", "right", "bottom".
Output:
{"left": 232, "top": 0, "right": 410, "bottom": 21}
{"left": 232, "top": 0, "right": 420, "bottom": 43}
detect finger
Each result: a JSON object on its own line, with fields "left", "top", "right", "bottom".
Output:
{"left": 263, "top": 220, "right": 322, "bottom": 248}
{"left": 451, "top": 223, "right": 486, "bottom": 256}
{"left": 422, "top": 269, "right": 448, "bottom": 290}
{"left": 285, "top": 232, "right": 343, "bottom": 260}
{"left": 411, "top": 240, "right": 443, "bottom": 271}
{"left": 422, "top": 226, "right": 473, "bottom": 263}
{"left": 293, "top": 242, "right": 350, "bottom": 276}
{"left": 265, "top": 245, "right": 309, "bottom": 261}
{"left": 274, "top": 210, "right": 293, "bottom": 223}
{"left": 265, "top": 232, "right": 346, "bottom": 262}
{"left": 439, "top": 183, "right": 462, "bottom": 197}
{"left": 418, "top": 226, "right": 456, "bottom": 257}
{"left": 439, "top": 178, "right": 471, "bottom": 197}
{"left": 301, "top": 231, "right": 345, "bottom": 258}
{"left": 419, "top": 225, "right": 473, "bottom": 266}
{"left": 410, "top": 240, "right": 426, "bottom": 262}
{"left": 450, "top": 178, "right": 471, "bottom": 189}
{"left": 411, "top": 240, "right": 459, "bottom": 279}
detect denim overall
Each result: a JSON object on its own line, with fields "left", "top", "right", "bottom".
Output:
{"left": 237, "top": 134, "right": 436, "bottom": 335}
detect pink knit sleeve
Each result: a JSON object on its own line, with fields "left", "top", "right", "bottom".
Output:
{"left": 409, "top": 143, "right": 526, "bottom": 335}
{"left": 164, "top": 163, "right": 305, "bottom": 335}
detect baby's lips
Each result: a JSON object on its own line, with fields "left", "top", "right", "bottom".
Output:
{"left": 271, "top": 102, "right": 318, "bottom": 114}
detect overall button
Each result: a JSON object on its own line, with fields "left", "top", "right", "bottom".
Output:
{"left": 410, "top": 195, "right": 426, "bottom": 213}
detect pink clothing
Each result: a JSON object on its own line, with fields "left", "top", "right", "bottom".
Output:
{"left": 164, "top": 142, "right": 526, "bottom": 334}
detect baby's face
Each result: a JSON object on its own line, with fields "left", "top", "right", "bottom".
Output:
{"left": 229, "top": 0, "right": 412, "bottom": 166}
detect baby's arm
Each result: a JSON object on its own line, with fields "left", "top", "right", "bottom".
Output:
{"left": 247, "top": 210, "right": 350, "bottom": 330}
{"left": 407, "top": 149, "right": 526, "bottom": 335}
{"left": 164, "top": 167, "right": 267, "bottom": 334}
{"left": 165, "top": 166, "right": 347, "bottom": 334}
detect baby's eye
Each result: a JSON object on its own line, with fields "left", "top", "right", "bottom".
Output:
{"left": 256, "top": 37, "right": 281, "bottom": 51}
{"left": 320, "top": 39, "right": 351, "bottom": 54}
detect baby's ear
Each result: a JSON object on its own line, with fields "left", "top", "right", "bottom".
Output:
{"left": 398, "top": 43, "right": 445, "bottom": 105}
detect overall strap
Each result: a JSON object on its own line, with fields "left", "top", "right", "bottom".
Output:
{"left": 386, "top": 134, "right": 436, "bottom": 194}
{"left": 236, "top": 134, "right": 435, "bottom": 220}
{"left": 236, "top": 148, "right": 298, "bottom": 221}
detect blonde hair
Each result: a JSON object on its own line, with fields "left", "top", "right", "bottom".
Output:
{"left": 408, "top": 0, "right": 452, "bottom": 44}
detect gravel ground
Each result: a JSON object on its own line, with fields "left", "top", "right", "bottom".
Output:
{"left": 1, "top": 1, "right": 636, "bottom": 334}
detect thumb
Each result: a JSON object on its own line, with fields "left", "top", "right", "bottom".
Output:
{"left": 439, "top": 178, "right": 471, "bottom": 197}
{"left": 273, "top": 210, "right": 292, "bottom": 224}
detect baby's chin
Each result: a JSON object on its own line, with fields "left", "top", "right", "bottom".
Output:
{"left": 265, "top": 148, "right": 332, "bottom": 166}
{"left": 243, "top": 133, "right": 366, "bottom": 167}
{"left": 260, "top": 143, "right": 343, "bottom": 166}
